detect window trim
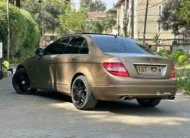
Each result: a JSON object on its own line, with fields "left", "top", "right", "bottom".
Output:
{"left": 42, "top": 37, "right": 71, "bottom": 55}
{"left": 158, "top": 5, "right": 162, "bottom": 16}
{"left": 64, "top": 36, "right": 90, "bottom": 55}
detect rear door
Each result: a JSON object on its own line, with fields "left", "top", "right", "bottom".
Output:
{"left": 53, "top": 36, "right": 88, "bottom": 93}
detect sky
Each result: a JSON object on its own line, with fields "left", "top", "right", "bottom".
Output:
{"left": 73, "top": 0, "right": 118, "bottom": 10}
{"left": 103, "top": 0, "right": 118, "bottom": 10}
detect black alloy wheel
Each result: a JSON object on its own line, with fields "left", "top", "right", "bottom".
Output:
{"left": 12, "top": 69, "right": 37, "bottom": 94}
{"left": 71, "top": 76, "right": 97, "bottom": 110}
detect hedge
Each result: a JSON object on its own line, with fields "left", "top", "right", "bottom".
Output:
{"left": 0, "top": 2, "right": 40, "bottom": 61}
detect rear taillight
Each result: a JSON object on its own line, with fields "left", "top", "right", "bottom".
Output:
{"left": 103, "top": 62, "right": 130, "bottom": 77}
{"left": 170, "top": 65, "right": 176, "bottom": 78}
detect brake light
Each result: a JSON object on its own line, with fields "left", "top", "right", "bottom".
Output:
{"left": 170, "top": 65, "right": 176, "bottom": 78}
{"left": 103, "top": 62, "right": 130, "bottom": 77}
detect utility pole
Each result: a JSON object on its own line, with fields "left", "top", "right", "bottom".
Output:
{"left": 118, "top": 9, "right": 120, "bottom": 36}
{"left": 7, "top": 0, "right": 10, "bottom": 62}
{"left": 124, "top": 0, "right": 127, "bottom": 37}
{"left": 143, "top": 0, "right": 149, "bottom": 45}
{"left": 38, "top": 0, "right": 44, "bottom": 38}
{"left": 131, "top": 0, "right": 134, "bottom": 39}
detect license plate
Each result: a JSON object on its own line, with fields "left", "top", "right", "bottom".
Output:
{"left": 137, "top": 65, "right": 162, "bottom": 74}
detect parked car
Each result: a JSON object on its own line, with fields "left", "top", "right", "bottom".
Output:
{"left": 12, "top": 34, "right": 177, "bottom": 110}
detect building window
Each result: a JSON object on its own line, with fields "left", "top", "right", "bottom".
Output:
{"left": 158, "top": 5, "right": 162, "bottom": 16}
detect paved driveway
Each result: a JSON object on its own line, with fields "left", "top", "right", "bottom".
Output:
{"left": 0, "top": 78, "right": 190, "bottom": 138}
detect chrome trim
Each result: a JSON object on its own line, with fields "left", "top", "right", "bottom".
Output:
{"left": 133, "top": 63, "right": 167, "bottom": 66}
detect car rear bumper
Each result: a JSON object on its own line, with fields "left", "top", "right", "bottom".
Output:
{"left": 90, "top": 79, "right": 177, "bottom": 101}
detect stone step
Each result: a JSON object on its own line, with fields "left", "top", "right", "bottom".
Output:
{"left": 3, "top": 71, "right": 12, "bottom": 78}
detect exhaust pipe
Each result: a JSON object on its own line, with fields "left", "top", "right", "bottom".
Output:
{"left": 123, "top": 96, "right": 130, "bottom": 100}
{"left": 169, "top": 96, "right": 175, "bottom": 100}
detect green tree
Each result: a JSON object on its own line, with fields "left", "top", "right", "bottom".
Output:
{"left": 159, "top": 0, "right": 190, "bottom": 34}
{"left": 0, "top": 1, "right": 40, "bottom": 60}
{"left": 58, "top": 6, "right": 87, "bottom": 35}
{"left": 152, "top": 33, "right": 160, "bottom": 46}
{"left": 44, "top": 0, "right": 67, "bottom": 33}
{"left": 80, "top": 0, "right": 106, "bottom": 12}
{"left": 178, "top": 0, "right": 190, "bottom": 28}
{"left": 86, "top": 21, "right": 105, "bottom": 33}
{"left": 21, "top": 0, "right": 67, "bottom": 34}
{"left": 103, "top": 16, "right": 116, "bottom": 32}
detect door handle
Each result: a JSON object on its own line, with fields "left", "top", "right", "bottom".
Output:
{"left": 72, "top": 57, "right": 79, "bottom": 61}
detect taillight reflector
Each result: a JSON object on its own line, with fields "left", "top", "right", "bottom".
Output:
{"left": 170, "top": 65, "right": 176, "bottom": 78}
{"left": 103, "top": 62, "right": 130, "bottom": 77}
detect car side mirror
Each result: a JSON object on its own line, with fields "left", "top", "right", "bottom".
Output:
{"left": 35, "top": 48, "right": 43, "bottom": 56}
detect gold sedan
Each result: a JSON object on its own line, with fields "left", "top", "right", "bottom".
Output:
{"left": 12, "top": 34, "right": 177, "bottom": 110}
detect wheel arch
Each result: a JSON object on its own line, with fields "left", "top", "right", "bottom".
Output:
{"left": 16, "top": 64, "right": 26, "bottom": 71}
{"left": 70, "top": 70, "right": 95, "bottom": 89}
{"left": 71, "top": 73, "right": 84, "bottom": 87}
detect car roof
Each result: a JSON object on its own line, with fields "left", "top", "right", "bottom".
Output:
{"left": 80, "top": 33, "right": 135, "bottom": 41}
{"left": 80, "top": 33, "right": 116, "bottom": 37}
{"left": 63, "top": 33, "right": 136, "bottom": 42}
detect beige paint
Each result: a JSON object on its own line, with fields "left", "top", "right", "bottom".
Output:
{"left": 18, "top": 34, "right": 177, "bottom": 101}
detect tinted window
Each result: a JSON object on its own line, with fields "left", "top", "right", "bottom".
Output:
{"left": 79, "top": 40, "right": 89, "bottom": 54}
{"left": 43, "top": 37, "right": 70, "bottom": 55}
{"left": 64, "top": 37, "right": 87, "bottom": 54}
{"left": 92, "top": 36, "right": 153, "bottom": 54}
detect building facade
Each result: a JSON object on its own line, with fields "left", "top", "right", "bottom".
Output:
{"left": 115, "top": 0, "right": 175, "bottom": 50}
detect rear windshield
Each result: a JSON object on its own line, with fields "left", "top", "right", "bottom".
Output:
{"left": 92, "top": 36, "right": 153, "bottom": 54}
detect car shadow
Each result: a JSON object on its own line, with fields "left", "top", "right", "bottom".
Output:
{"left": 31, "top": 90, "right": 175, "bottom": 117}
{"left": 95, "top": 100, "right": 169, "bottom": 116}
{"left": 34, "top": 90, "right": 72, "bottom": 103}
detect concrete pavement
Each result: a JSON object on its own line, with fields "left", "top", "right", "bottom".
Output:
{"left": 0, "top": 78, "right": 190, "bottom": 138}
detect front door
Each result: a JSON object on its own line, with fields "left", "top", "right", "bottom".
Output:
{"left": 33, "top": 55, "right": 52, "bottom": 90}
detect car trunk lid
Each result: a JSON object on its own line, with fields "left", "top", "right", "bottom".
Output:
{"left": 105, "top": 53, "right": 173, "bottom": 79}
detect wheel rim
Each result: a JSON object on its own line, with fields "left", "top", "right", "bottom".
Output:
{"left": 13, "top": 72, "right": 31, "bottom": 93}
{"left": 72, "top": 79, "right": 87, "bottom": 107}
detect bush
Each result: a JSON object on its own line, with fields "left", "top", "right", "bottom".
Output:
{"left": 156, "top": 49, "right": 172, "bottom": 58}
{"left": 20, "top": 10, "right": 40, "bottom": 58}
{"left": 171, "top": 49, "right": 185, "bottom": 64}
{"left": 176, "top": 69, "right": 190, "bottom": 93}
{"left": 178, "top": 55, "right": 187, "bottom": 64}
{"left": 0, "top": 2, "right": 40, "bottom": 63}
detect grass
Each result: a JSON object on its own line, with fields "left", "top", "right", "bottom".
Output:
{"left": 176, "top": 66, "right": 190, "bottom": 94}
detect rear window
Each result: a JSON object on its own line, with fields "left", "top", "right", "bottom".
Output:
{"left": 92, "top": 36, "right": 153, "bottom": 54}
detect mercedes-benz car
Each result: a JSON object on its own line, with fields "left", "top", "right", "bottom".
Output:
{"left": 12, "top": 33, "right": 177, "bottom": 110}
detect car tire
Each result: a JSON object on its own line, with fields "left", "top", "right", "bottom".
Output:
{"left": 136, "top": 98, "right": 161, "bottom": 107}
{"left": 71, "top": 76, "right": 97, "bottom": 110}
{"left": 12, "top": 69, "right": 37, "bottom": 94}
